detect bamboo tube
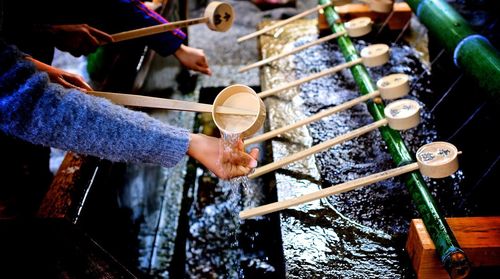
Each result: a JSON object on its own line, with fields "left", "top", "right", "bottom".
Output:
{"left": 406, "top": 0, "right": 500, "bottom": 102}
{"left": 320, "top": 1, "right": 469, "bottom": 276}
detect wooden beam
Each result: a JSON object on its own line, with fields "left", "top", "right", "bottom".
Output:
{"left": 318, "top": 3, "right": 412, "bottom": 31}
{"left": 406, "top": 217, "right": 500, "bottom": 278}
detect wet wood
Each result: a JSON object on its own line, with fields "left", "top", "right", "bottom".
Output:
{"left": 318, "top": 2, "right": 412, "bottom": 31}
{"left": 406, "top": 217, "right": 500, "bottom": 279}
{"left": 37, "top": 152, "right": 99, "bottom": 221}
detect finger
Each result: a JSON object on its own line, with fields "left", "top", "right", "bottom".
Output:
{"left": 196, "top": 57, "right": 212, "bottom": 75}
{"left": 55, "top": 76, "right": 80, "bottom": 90}
{"left": 195, "top": 64, "right": 212, "bottom": 76}
{"left": 87, "top": 26, "right": 114, "bottom": 43}
{"left": 237, "top": 165, "right": 251, "bottom": 176}
{"left": 62, "top": 74, "right": 93, "bottom": 91}
{"left": 233, "top": 152, "right": 258, "bottom": 168}
{"left": 249, "top": 148, "right": 259, "bottom": 161}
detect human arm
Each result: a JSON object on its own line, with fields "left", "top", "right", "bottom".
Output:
{"left": 24, "top": 56, "right": 93, "bottom": 91}
{"left": 1, "top": 40, "right": 257, "bottom": 176}
{"left": 1, "top": 40, "right": 189, "bottom": 168}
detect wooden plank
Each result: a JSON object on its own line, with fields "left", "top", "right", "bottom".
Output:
{"left": 37, "top": 152, "right": 100, "bottom": 221}
{"left": 318, "top": 3, "right": 412, "bottom": 31}
{"left": 406, "top": 217, "right": 500, "bottom": 279}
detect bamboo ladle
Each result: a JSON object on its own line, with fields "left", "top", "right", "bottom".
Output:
{"left": 240, "top": 141, "right": 459, "bottom": 219}
{"left": 88, "top": 84, "right": 266, "bottom": 138}
{"left": 237, "top": 0, "right": 352, "bottom": 43}
{"left": 238, "top": 17, "right": 373, "bottom": 73}
{"left": 110, "top": 1, "right": 234, "bottom": 43}
{"left": 245, "top": 73, "right": 409, "bottom": 146}
{"left": 247, "top": 99, "right": 420, "bottom": 179}
{"left": 257, "top": 44, "right": 390, "bottom": 98}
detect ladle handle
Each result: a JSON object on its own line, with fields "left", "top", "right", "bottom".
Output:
{"left": 111, "top": 16, "right": 208, "bottom": 42}
{"left": 87, "top": 91, "right": 257, "bottom": 115}
{"left": 257, "top": 58, "right": 363, "bottom": 98}
{"left": 248, "top": 118, "right": 388, "bottom": 179}
{"left": 240, "top": 162, "right": 419, "bottom": 219}
{"left": 237, "top": 2, "right": 332, "bottom": 43}
{"left": 245, "top": 90, "right": 380, "bottom": 146}
{"left": 239, "top": 31, "right": 347, "bottom": 73}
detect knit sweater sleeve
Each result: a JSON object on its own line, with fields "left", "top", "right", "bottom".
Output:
{"left": 0, "top": 40, "right": 190, "bottom": 168}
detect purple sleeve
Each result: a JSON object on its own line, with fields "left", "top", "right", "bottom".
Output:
{"left": 109, "top": 0, "right": 187, "bottom": 56}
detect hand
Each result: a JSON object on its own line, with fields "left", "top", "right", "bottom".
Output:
{"left": 26, "top": 56, "right": 93, "bottom": 91}
{"left": 187, "top": 134, "right": 259, "bottom": 179}
{"left": 45, "top": 24, "right": 113, "bottom": 57}
{"left": 174, "top": 44, "right": 212, "bottom": 76}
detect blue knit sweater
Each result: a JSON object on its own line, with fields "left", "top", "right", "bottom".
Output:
{"left": 0, "top": 40, "right": 190, "bottom": 168}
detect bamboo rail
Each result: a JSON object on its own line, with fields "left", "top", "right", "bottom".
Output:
{"left": 405, "top": 0, "right": 500, "bottom": 102}
{"left": 318, "top": 0, "right": 470, "bottom": 277}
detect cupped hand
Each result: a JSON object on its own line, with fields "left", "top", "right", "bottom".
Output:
{"left": 187, "top": 134, "right": 259, "bottom": 179}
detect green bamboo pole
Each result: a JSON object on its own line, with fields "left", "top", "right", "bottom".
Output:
{"left": 319, "top": 1, "right": 470, "bottom": 277}
{"left": 406, "top": 0, "right": 500, "bottom": 101}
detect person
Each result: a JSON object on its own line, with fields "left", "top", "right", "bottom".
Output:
{"left": 0, "top": 40, "right": 259, "bottom": 218}
{"left": 0, "top": 0, "right": 223, "bottom": 218}
{"left": 0, "top": 0, "right": 212, "bottom": 77}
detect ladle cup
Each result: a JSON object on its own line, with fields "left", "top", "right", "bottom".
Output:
{"left": 212, "top": 84, "right": 266, "bottom": 138}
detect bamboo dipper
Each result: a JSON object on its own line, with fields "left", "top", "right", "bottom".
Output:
{"left": 88, "top": 84, "right": 265, "bottom": 138}
{"left": 257, "top": 44, "right": 391, "bottom": 98}
{"left": 240, "top": 141, "right": 459, "bottom": 219}
{"left": 111, "top": 1, "right": 234, "bottom": 42}
{"left": 238, "top": 17, "right": 373, "bottom": 73}
{"left": 247, "top": 99, "right": 420, "bottom": 179}
{"left": 245, "top": 73, "right": 410, "bottom": 146}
